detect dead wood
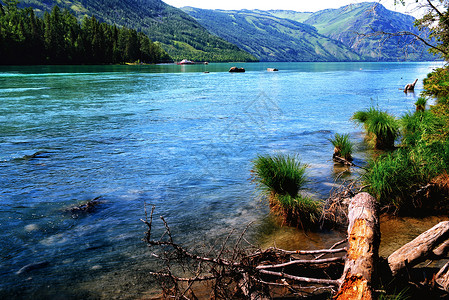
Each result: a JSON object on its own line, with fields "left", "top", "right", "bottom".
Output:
{"left": 436, "top": 261, "right": 449, "bottom": 292}
{"left": 335, "top": 192, "right": 380, "bottom": 300}
{"left": 142, "top": 205, "right": 346, "bottom": 299}
{"left": 388, "top": 221, "right": 449, "bottom": 276}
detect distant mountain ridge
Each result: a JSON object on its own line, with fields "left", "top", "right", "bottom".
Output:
{"left": 183, "top": 2, "right": 436, "bottom": 62}
{"left": 182, "top": 7, "right": 362, "bottom": 62}
{"left": 13, "top": 0, "right": 257, "bottom": 62}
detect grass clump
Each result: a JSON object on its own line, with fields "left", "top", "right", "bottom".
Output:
{"left": 352, "top": 107, "right": 399, "bottom": 150}
{"left": 252, "top": 154, "right": 308, "bottom": 198}
{"left": 252, "top": 154, "right": 322, "bottom": 229}
{"left": 363, "top": 106, "right": 449, "bottom": 213}
{"left": 414, "top": 97, "right": 427, "bottom": 112}
{"left": 363, "top": 150, "right": 422, "bottom": 210}
{"left": 330, "top": 133, "right": 353, "bottom": 161}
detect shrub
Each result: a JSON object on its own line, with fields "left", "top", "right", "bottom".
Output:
{"left": 366, "top": 110, "right": 399, "bottom": 150}
{"left": 400, "top": 110, "right": 440, "bottom": 147}
{"left": 252, "top": 154, "right": 322, "bottom": 228}
{"left": 271, "top": 194, "right": 322, "bottom": 228}
{"left": 415, "top": 97, "right": 427, "bottom": 112}
{"left": 330, "top": 133, "right": 353, "bottom": 161}
{"left": 252, "top": 154, "right": 308, "bottom": 198}
{"left": 353, "top": 107, "right": 399, "bottom": 150}
{"left": 363, "top": 150, "right": 421, "bottom": 210}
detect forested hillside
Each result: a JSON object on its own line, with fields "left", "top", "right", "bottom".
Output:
{"left": 183, "top": 7, "right": 362, "bottom": 62}
{"left": 10, "top": 0, "right": 257, "bottom": 62}
{"left": 0, "top": 1, "right": 171, "bottom": 64}
{"left": 183, "top": 2, "right": 436, "bottom": 62}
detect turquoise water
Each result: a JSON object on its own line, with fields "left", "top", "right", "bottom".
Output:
{"left": 0, "top": 62, "right": 443, "bottom": 298}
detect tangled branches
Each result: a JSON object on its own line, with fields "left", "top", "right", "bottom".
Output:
{"left": 141, "top": 205, "right": 347, "bottom": 299}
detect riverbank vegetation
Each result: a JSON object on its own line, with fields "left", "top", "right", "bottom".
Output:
{"left": 352, "top": 107, "right": 400, "bottom": 150}
{"left": 360, "top": 68, "right": 449, "bottom": 214}
{"left": 330, "top": 133, "right": 353, "bottom": 161}
{"left": 251, "top": 154, "right": 322, "bottom": 229}
{"left": 0, "top": 0, "right": 171, "bottom": 64}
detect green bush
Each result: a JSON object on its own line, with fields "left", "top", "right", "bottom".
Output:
{"left": 415, "top": 97, "right": 427, "bottom": 112}
{"left": 274, "top": 194, "right": 322, "bottom": 228}
{"left": 252, "top": 154, "right": 322, "bottom": 228}
{"left": 400, "top": 110, "right": 440, "bottom": 147}
{"left": 252, "top": 154, "right": 308, "bottom": 198}
{"left": 353, "top": 107, "right": 399, "bottom": 150}
{"left": 330, "top": 133, "right": 353, "bottom": 161}
{"left": 363, "top": 150, "right": 421, "bottom": 209}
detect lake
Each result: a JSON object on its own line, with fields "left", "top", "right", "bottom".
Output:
{"left": 0, "top": 61, "right": 444, "bottom": 298}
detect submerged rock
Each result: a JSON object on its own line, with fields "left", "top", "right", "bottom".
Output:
{"left": 68, "top": 196, "right": 103, "bottom": 218}
{"left": 16, "top": 261, "right": 50, "bottom": 275}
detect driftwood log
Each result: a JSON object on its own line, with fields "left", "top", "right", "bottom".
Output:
{"left": 404, "top": 78, "right": 418, "bottom": 92}
{"left": 335, "top": 192, "right": 380, "bottom": 300}
{"left": 388, "top": 221, "right": 449, "bottom": 276}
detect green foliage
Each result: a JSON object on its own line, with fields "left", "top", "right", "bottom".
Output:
{"left": 366, "top": 110, "right": 400, "bottom": 150}
{"left": 0, "top": 2, "right": 171, "bottom": 64}
{"left": 400, "top": 110, "right": 440, "bottom": 147}
{"left": 364, "top": 98, "right": 449, "bottom": 212}
{"left": 363, "top": 149, "right": 422, "bottom": 209}
{"left": 274, "top": 194, "right": 322, "bottom": 228}
{"left": 423, "top": 67, "right": 449, "bottom": 104}
{"left": 414, "top": 97, "right": 427, "bottom": 112}
{"left": 252, "top": 154, "right": 308, "bottom": 198}
{"left": 353, "top": 107, "right": 399, "bottom": 150}
{"left": 15, "top": 0, "right": 257, "bottom": 62}
{"left": 330, "top": 133, "right": 353, "bottom": 161}
{"left": 252, "top": 154, "right": 322, "bottom": 229}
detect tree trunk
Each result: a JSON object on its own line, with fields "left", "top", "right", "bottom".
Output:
{"left": 334, "top": 192, "right": 380, "bottom": 300}
{"left": 387, "top": 221, "right": 449, "bottom": 276}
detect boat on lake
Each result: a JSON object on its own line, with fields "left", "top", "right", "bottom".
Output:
{"left": 177, "top": 59, "right": 195, "bottom": 65}
{"left": 229, "top": 67, "right": 245, "bottom": 73}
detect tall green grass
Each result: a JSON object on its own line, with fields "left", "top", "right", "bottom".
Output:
{"left": 414, "top": 97, "right": 427, "bottom": 112}
{"left": 364, "top": 108, "right": 449, "bottom": 212}
{"left": 363, "top": 150, "right": 421, "bottom": 209}
{"left": 252, "top": 154, "right": 322, "bottom": 228}
{"left": 252, "top": 154, "right": 308, "bottom": 198}
{"left": 352, "top": 107, "right": 399, "bottom": 150}
{"left": 329, "top": 133, "right": 353, "bottom": 161}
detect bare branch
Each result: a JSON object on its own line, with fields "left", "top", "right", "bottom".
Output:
{"left": 258, "top": 269, "right": 342, "bottom": 286}
{"left": 256, "top": 257, "right": 345, "bottom": 270}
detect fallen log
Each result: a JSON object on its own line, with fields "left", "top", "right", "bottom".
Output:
{"left": 387, "top": 221, "right": 449, "bottom": 276}
{"left": 335, "top": 192, "right": 380, "bottom": 300}
{"left": 404, "top": 78, "right": 418, "bottom": 92}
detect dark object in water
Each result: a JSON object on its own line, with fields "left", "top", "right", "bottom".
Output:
{"left": 404, "top": 78, "right": 418, "bottom": 92}
{"left": 69, "top": 196, "right": 103, "bottom": 217}
{"left": 267, "top": 68, "right": 278, "bottom": 72}
{"left": 22, "top": 151, "right": 49, "bottom": 160}
{"left": 229, "top": 67, "right": 245, "bottom": 73}
{"left": 16, "top": 261, "right": 50, "bottom": 275}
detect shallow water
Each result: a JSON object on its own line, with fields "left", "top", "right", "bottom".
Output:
{"left": 0, "top": 62, "right": 445, "bottom": 298}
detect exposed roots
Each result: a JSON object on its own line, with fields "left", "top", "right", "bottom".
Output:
{"left": 321, "top": 178, "right": 364, "bottom": 229}
{"left": 142, "top": 205, "right": 346, "bottom": 299}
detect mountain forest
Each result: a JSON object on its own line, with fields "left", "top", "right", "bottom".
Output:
{"left": 0, "top": 0, "right": 171, "bottom": 64}
{"left": 0, "top": 0, "right": 440, "bottom": 63}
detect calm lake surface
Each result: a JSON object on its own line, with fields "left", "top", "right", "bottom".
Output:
{"left": 0, "top": 62, "right": 444, "bottom": 298}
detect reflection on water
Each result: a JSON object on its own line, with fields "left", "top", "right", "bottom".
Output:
{"left": 0, "top": 62, "right": 446, "bottom": 298}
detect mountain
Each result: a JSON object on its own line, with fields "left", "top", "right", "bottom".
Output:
{"left": 182, "top": 7, "right": 362, "bottom": 62}
{"left": 303, "top": 2, "right": 434, "bottom": 61}
{"left": 183, "top": 2, "right": 436, "bottom": 62}
{"left": 14, "top": 0, "right": 257, "bottom": 62}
